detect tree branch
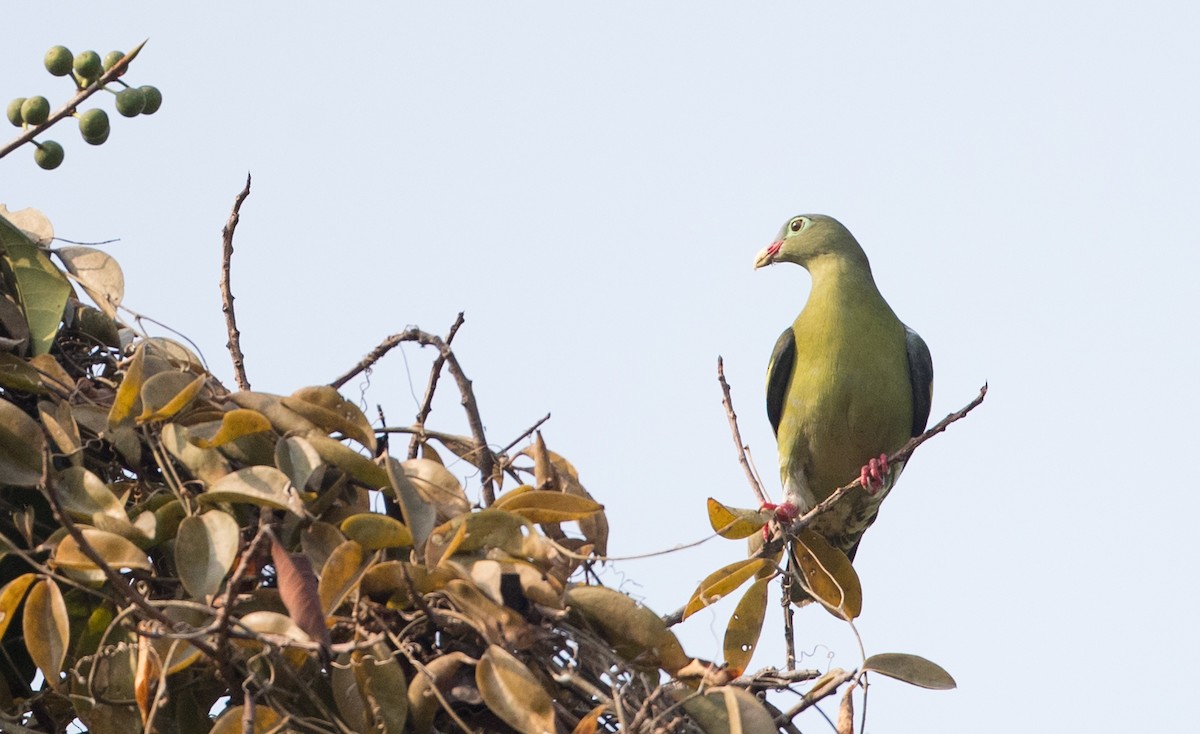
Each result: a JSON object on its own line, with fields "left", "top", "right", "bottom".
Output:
{"left": 331, "top": 328, "right": 497, "bottom": 504}
{"left": 717, "top": 356, "right": 767, "bottom": 506}
{"left": 220, "top": 173, "right": 253, "bottom": 391}
{"left": 407, "top": 312, "right": 464, "bottom": 459}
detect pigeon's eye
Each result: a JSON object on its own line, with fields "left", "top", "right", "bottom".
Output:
{"left": 790, "top": 219, "right": 805, "bottom": 232}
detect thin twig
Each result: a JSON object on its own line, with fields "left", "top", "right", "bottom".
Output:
{"left": 331, "top": 328, "right": 496, "bottom": 504}
{"left": 408, "top": 312, "right": 465, "bottom": 459}
{"left": 0, "top": 41, "right": 147, "bottom": 159}
{"left": 497, "top": 412, "right": 551, "bottom": 456}
{"left": 777, "top": 667, "right": 858, "bottom": 723}
{"left": 220, "top": 173, "right": 253, "bottom": 391}
{"left": 718, "top": 356, "right": 768, "bottom": 505}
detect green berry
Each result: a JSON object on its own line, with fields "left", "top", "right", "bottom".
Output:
{"left": 6, "top": 98, "right": 25, "bottom": 127}
{"left": 78, "top": 108, "right": 110, "bottom": 144}
{"left": 44, "top": 46, "right": 73, "bottom": 76}
{"left": 115, "top": 87, "right": 145, "bottom": 117}
{"left": 138, "top": 85, "right": 162, "bottom": 115}
{"left": 20, "top": 96, "right": 50, "bottom": 126}
{"left": 103, "top": 51, "right": 125, "bottom": 72}
{"left": 73, "top": 50, "right": 102, "bottom": 82}
{"left": 33, "top": 140, "right": 64, "bottom": 170}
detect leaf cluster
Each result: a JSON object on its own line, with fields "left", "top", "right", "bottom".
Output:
{"left": 0, "top": 207, "right": 794, "bottom": 734}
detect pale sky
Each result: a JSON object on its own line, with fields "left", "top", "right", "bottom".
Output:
{"left": 6, "top": 3, "right": 1199, "bottom": 731}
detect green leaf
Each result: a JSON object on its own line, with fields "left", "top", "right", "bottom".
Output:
{"left": 200, "top": 465, "right": 304, "bottom": 515}
{"left": 176, "top": 511, "right": 239, "bottom": 599}
{"left": 275, "top": 435, "right": 325, "bottom": 491}
{"left": 863, "top": 653, "right": 957, "bottom": 690}
{"left": 137, "top": 371, "right": 205, "bottom": 423}
{"left": 0, "top": 215, "right": 71, "bottom": 356}
{"left": 0, "top": 398, "right": 45, "bottom": 486}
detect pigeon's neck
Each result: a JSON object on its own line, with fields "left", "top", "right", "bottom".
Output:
{"left": 805, "top": 255, "right": 881, "bottom": 306}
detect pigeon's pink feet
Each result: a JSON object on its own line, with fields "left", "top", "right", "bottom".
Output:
{"left": 859, "top": 453, "right": 889, "bottom": 495}
{"left": 760, "top": 501, "right": 800, "bottom": 540}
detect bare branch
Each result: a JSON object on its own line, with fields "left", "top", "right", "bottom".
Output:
{"left": 331, "top": 328, "right": 496, "bottom": 504}
{"left": 718, "top": 356, "right": 768, "bottom": 506}
{"left": 220, "top": 173, "right": 253, "bottom": 391}
{"left": 408, "top": 312, "right": 465, "bottom": 459}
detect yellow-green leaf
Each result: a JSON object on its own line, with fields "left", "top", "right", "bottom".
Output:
{"left": 707, "top": 498, "right": 772, "bottom": 540}
{"left": 137, "top": 371, "right": 205, "bottom": 423}
{"left": 792, "top": 529, "right": 862, "bottom": 620}
{"left": 160, "top": 422, "right": 231, "bottom": 485}
{"left": 318, "top": 539, "right": 368, "bottom": 614}
{"left": 190, "top": 408, "right": 272, "bottom": 448}
{"left": 23, "top": 579, "right": 69, "bottom": 687}
{"left": 492, "top": 489, "right": 603, "bottom": 523}
{"left": 0, "top": 398, "right": 45, "bottom": 487}
{"left": 723, "top": 577, "right": 770, "bottom": 677}
{"left": 283, "top": 385, "right": 376, "bottom": 452}
{"left": 566, "top": 585, "right": 689, "bottom": 674}
{"left": 0, "top": 573, "right": 35, "bottom": 641}
{"left": 107, "top": 345, "right": 145, "bottom": 429}
{"left": 863, "top": 653, "right": 957, "bottom": 690}
{"left": 340, "top": 513, "right": 413, "bottom": 550}
{"left": 55, "top": 528, "right": 153, "bottom": 572}
{"left": 176, "top": 511, "right": 240, "bottom": 600}
{"left": 683, "top": 558, "right": 770, "bottom": 620}
{"left": 477, "top": 644, "right": 556, "bottom": 734}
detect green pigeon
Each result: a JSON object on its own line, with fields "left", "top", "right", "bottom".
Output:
{"left": 755, "top": 214, "right": 933, "bottom": 562}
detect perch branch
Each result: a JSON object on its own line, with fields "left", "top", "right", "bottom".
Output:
{"left": 407, "top": 311, "right": 465, "bottom": 459}
{"left": 220, "top": 173, "right": 253, "bottom": 391}
{"left": 780, "top": 383, "right": 988, "bottom": 541}
{"left": 717, "top": 356, "right": 767, "bottom": 506}
{"left": 661, "top": 383, "right": 987, "bottom": 628}
{"left": 331, "top": 328, "right": 496, "bottom": 504}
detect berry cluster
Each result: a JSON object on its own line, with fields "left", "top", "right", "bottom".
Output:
{"left": 5, "top": 44, "right": 162, "bottom": 170}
